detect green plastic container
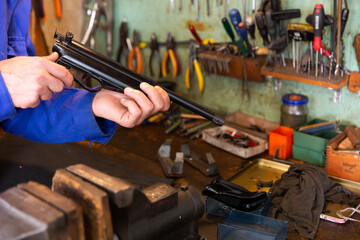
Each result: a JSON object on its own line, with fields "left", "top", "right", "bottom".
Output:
{"left": 292, "top": 119, "right": 344, "bottom": 166}
{"left": 292, "top": 145, "right": 326, "bottom": 166}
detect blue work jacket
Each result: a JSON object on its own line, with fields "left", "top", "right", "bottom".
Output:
{"left": 0, "top": 0, "right": 117, "bottom": 144}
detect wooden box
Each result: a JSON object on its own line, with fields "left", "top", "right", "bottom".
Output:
{"left": 326, "top": 132, "right": 360, "bottom": 182}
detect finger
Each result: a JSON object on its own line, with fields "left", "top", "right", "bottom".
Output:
{"left": 41, "top": 54, "right": 74, "bottom": 88}
{"left": 119, "top": 98, "right": 142, "bottom": 127}
{"left": 124, "top": 87, "right": 154, "bottom": 116}
{"left": 140, "top": 83, "right": 165, "bottom": 114}
{"left": 29, "top": 99, "right": 41, "bottom": 108}
{"left": 155, "top": 86, "right": 170, "bottom": 111}
{"left": 42, "top": 71, "right": 65, "bottom": 93}
{"left": 39, "top": 86, "right": 53, "bottom": 101}
{"left": 45, "top": 52, "right": 59, "bottom": 62}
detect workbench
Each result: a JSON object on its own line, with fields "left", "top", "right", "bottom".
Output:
{"left": 0, "top": 124, "right": 359, "bottom": 240}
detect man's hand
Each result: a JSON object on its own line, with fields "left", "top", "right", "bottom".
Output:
{"left": 0, "top": 52, "right": 73, "bottom": 108}
{"left": 92, "top": 82, "right": 170, "bottom": 128}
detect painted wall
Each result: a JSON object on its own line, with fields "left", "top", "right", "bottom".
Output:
{"left": 45, "top": 0, "right": 360, "bottom": 126}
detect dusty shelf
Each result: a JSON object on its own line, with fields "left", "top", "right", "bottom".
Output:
{"left": 261, "top": 62, "right": 349, "bottom": 90}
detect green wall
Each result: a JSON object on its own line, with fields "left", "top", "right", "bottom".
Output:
{"left": 99, "top": 0, "right": 360, "bottom": 126}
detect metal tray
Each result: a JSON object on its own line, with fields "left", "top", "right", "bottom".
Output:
{"left": 228, "top": 158, "right": 360, "bottom": 223}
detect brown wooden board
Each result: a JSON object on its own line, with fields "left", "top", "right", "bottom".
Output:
{"left": 261, "top": 63, "right": 348, "bottom": 90}
{"left": 198, "top": 51, "right": 266, "bottom": 83}
{"left": 348, "top": 72, "right": 360, "bottom": 94}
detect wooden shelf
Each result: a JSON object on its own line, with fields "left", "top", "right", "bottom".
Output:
{"left": 261, "top": 62, "right": 349, "bottom": 90}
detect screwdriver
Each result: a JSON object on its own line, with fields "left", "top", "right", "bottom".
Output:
{"left": 229, "top": 8, "right": 254, "bottom": 57}
{"left": 245, "top": 16, "right": 256, "bottom": 48}
{"left": 255, "top": 0, "right": 270, "bottom": 46}
{"left": 221, "top": 17, "right": 249, "bottom": 57}
{"left": 312, "top": 4, "right": 325, "bottom": 77}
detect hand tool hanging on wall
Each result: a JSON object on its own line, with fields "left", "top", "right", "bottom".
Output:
{"left": 54, "top": 0, "right": 63, "bottom": 19}
{"left": 82, "top": 0, "right": 114, "bottom": 56}
{"left": 271, "top": 9, "right": 301, "bottom": 37}
{"left": 255, "top": 0, "right": 270, "bottom": 46}
{"left": 339, "top": 0, "right": 349, "bottom": 40}
{"left": 128, "top": 30, "right": 143, "bottom": 74}
{"left": 185, "top": 41, "right": 204, "bottom": 93}
{"left": 312, "top": 4, "right": 325, "bottom": 77}
{"left": 188, "top": 25, "right": 203, "bottom": 45}
{"left": 229, "top": 8, "right": 254, "bottom": 57}
{"left": 36, "top": 0, "right": 63, "bottom": 22}
{"left": 335, "top": 0, "right": 342, "bottom": 77}
{"left": 162, "top": 33, "right": 180, "bottom": 79}
{"left": 116, "top": 19, "right": 129, "bottom": 66}
{"left": 149, "top": 33, "right": 162, "bottom": 78}
{"left": 245, "top": 16, "right": 256, "bottom": 49}
{"left": 221, "top": 17, "right": 249, "bottom": 56}
{"left": 267, "top": 35, "right": 288, "bottom": 67}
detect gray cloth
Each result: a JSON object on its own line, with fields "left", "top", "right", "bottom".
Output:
{"left": 267, "top": 164, "right": 360, "bottom": 239}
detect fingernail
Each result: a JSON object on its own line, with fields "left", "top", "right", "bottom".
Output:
{"left": 124, "top": 87, "right": 133, "bottom": 93}
{"left": 140, "top": 82, "right": 150, "bottom": 88}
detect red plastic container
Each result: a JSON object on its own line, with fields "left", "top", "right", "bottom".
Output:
{"left": 269, "top": 126, "right": 294, "bottom": 159}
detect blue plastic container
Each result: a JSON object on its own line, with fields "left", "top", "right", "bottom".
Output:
{"left": 217, "top": 210, "right": 288, "bottom": 240}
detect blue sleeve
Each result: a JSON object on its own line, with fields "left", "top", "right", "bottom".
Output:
{"left": 1, "top": 88, "right": 117, "bottom": 145}
{"left": 0, "top": 74, "right": 17, "bottom": 122}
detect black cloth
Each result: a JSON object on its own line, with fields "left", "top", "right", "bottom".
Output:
{"left": 267, "top": 164, "right": 360, "bottom": 239}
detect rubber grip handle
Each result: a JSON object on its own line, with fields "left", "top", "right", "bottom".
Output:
{"left": 313, "top": 4, "right": 324, "bottom": 52}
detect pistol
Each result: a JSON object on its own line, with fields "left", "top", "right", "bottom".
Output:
{"left": 52, "top": 32, "right": 225, "bottom": 126}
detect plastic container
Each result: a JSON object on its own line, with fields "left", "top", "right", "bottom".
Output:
{"left": 269, "top": 126, "right": 294, "bottom": 159}
{"left": 292, "top": 119, "right": 344, "bottom": 167}
{"left": 217, "top": 210, "right": 288, "bottom": 240}
{"left": 280, "top": 94, "right": 308, "bottom": 129}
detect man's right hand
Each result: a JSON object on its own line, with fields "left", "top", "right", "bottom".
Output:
{"left": 0, "top": 52, "right": 73, "bottom": 108}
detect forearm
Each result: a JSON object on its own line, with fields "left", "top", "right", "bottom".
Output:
{"left": 1, "top": 88, "right": 117, "bottom": 144}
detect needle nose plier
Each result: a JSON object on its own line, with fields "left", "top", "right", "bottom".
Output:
{"left": 116, "top": 19, "right": 129, "bottom": 66}
{"left": 185, "top": 41, "right": 204, "bottom": 93}
{"left": 128, "top": 30, "right": 143, "bottom": 74}
{"left": 162, "top": 33, "right": 179, "bottom": 79}
{"left": 149, "top": 33, "right": 162, "bottom": 78}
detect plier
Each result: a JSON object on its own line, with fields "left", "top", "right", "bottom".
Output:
{"left": 81, "top": 0, "right": 113, "bottom": 56}
{"left": 128, "top": 30, "right": 143, "bottom": 74}
{"left": 185, "top": 41, "right": 204, "bottom": 93}
{"left": 161, "top": 33, "right": 179, "bottom": 79}
{"left": 116, "top": 19, "right": 129, "bottom": 66}
{"left": 149, "top": 33, "right": 162, "bottom": 78}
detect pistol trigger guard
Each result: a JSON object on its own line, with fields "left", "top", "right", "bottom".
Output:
{"left": 74, "top": 76, "right": 100, "bottom": 93}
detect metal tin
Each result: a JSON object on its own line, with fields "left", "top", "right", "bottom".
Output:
{"left": 280, "top": 94, "right": 308, "bottom": 129}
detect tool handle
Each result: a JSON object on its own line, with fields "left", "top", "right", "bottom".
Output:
{"left": 340, "top": 8, "right": 349, "bottom": 38}
{"left": 228, "top": 8, "right": 243, "bottom": 37}
{"left": 271, "top": 9, "right": 301, "bottom": 21}
{"left": 255, "top": 11, "right": 269, "bottom": 46}
{"left": 313, "top": 4, "right": 324, "bottom": 52}
{"left": 221, "top": 17, "right": 235, "bottom": 42}
{"left": 189, "top": 25, "right": 203, "bottom": 45}
{"left": 245, "top": 17, "right": 256, "bottom": 40}
{"left": 265, "top": 3, "right": 276, "bottom": 41}
{"left": 54, "top": 0, "right": 62, "bottom": 19}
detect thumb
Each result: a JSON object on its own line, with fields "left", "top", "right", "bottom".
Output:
{"left": 45, "top": 52, "right": 59, "bottom": 62}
